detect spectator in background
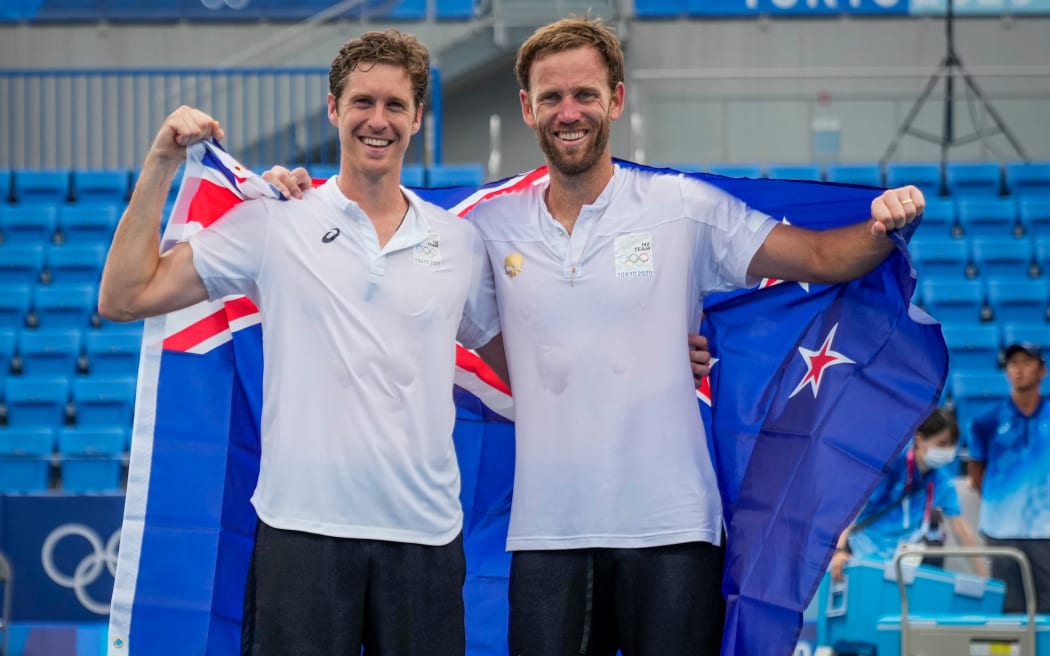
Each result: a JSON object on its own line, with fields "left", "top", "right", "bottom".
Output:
{"left": 969, "top": 342, "right": 1050, "bottom": 613}
{"left": 830, "top": 408, "right": 987, "bottom": 582}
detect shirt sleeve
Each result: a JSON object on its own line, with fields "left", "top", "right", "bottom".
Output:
{"left": 456, "top": 224, "right": 500, "bottom": 349}
{"left": 680, "top": 176, "right": 777, "bottom": 294}
{"left": 968, "top": 406, "right": 996, "bottom": 463}
{"left": 187, "top": 198, "right": 270, "bottom": 303}
{"left": 934, "top": 470, "right": 963, "bottom": 517}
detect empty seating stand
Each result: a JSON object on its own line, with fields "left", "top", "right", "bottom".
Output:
{"left": 58, "top": 427, "right": 126, "bottom": 492}
{"left": 0, "top": 428, "right": 55, "bottom": 493}
{"left": 945, "top": 161, "right": 1002, "bottom": 198}
{"left": 826, "top": 162, "right": 883, "bottom": 187}
{"left": 426, "top": 163, "right": 486, "bottom": 188}
{"left": 886, "top": 161, "right": 942, "bottom": 198}
{"left": 11, "top": 170, "right": 69, "bottom": 204}
{"left": 956, "top": 198, "right": 1018, "bottom": 238}
{"left": 1005, "top": 161, "right": 1050, "bottom": 198}
{"left": 71, "top": 169, "right": 129, "bottom": 204}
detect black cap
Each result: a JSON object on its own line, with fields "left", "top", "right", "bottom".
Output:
{"left": 1005, "top": 342, "right": 1044, "bottom": 363}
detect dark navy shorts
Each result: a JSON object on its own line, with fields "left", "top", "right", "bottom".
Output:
{"left": 242, "top": 520, "right": 465, "bottom": 656}
{"left": 508, "top": 541, "right": 726, "bottom": 656}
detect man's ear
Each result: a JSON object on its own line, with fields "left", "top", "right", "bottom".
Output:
{"left": 327, "top": 93, "right": 339, "bottom": 127}
{"left": 519, "top": 89, "right": 536, "bottom": 129}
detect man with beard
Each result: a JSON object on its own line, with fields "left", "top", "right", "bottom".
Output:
{"left": 466, "top": 18, "right": 925, "bottom": 655}
{"left": 266, "top": 18, "right": 925, "bottom": 654}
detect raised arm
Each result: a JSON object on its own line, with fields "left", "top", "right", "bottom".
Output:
{"left": 98, "top": 106, "right": 222, "bottom": 322}
{"left": 748, "top": 185, "right": 924, "bottom": 284}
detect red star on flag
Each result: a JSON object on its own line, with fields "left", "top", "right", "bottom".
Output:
{"left": 788, "top": 323, "right": 855, "bottom": 399}
{"left": 696, "top": 357, "right": 719, "bottom": 406}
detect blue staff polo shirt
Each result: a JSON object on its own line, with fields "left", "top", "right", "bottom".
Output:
{"left": 970, "top": 399, "right": 1050, "bottom": 539}
{"left": 848, "top": 446, "right": 962, "bottom": 561}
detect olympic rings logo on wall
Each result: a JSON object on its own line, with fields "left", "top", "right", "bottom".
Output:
{"left": 41, "top": 523, "right": 120, "bottom": 615}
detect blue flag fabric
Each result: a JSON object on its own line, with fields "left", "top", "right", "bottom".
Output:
{"left": 108, "top": 143, "right": 947, "bottom": 656}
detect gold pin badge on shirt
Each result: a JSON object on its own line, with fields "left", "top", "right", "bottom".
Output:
{"left": 504, "top": 252, "right": 524, "bottom": 278}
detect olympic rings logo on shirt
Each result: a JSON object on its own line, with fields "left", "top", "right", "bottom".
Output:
{"left": 417, "top": 245, "right": 438, "bottom": 257}
{"left": 618, "top": 252, "right": 651, "bottom": 265}
{"left": 40, "top": 523, "right": 120, "bottom": 615}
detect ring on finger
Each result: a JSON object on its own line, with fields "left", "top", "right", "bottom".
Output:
{"left": 901, "top": 198, "right": 914, "bottom": 205}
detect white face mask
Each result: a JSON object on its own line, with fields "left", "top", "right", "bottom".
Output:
{"left": 924, "top": 445, "right": 958, "bottom": 469}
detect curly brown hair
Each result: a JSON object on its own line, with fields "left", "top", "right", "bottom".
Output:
{"left": 329, "top": 29, "right": 430, "bottom": 109}
{"left": 515, "top": 17, "right": 624, "bottom": 94}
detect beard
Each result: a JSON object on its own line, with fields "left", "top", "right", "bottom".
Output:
{"left": 535, "top": 116, "right": 610, "bottom": 176}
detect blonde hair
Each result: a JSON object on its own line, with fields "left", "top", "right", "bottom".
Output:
{"left": 515, "top": 17, "right": 624, "bottom": 93}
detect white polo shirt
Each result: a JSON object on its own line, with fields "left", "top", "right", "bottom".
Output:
{"left": 468, "top": 164, "right": 776, "bottom": 550}
{"left": 189, "top": 178, "right": 496, "bottom": 545}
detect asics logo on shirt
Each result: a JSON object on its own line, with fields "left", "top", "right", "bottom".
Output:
{"left": 322, "top": 228, "right": 340, "bottom": 243}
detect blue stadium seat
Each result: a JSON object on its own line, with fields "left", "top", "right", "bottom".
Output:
{"left": 1036, "top": 236, "right": 1050, "bottom": 276}
{"left": 885, "top": 161, "right": 942, "bottom": 198}
{"left": 1019, "top": 197, "right": 1050, "bottom": 238}
{"left": 0, "top": 428, "right": 55, "bottom": 493}
{"left": 1000, "top": 321, "right": 1049, "bottom": 352}
{"left": 969, "top": 237, "right": 1034, "bottom": 279}
{"left": 941, "top": 324, "right": 1000, "bottom": 371}
{"left": 71, "top": 170, "right": 129, "bottom": 204}
{"left": 944, "top": 161, "right": 1002, "bottom": 198}
{"left": 766, "top": 164, "right": 823, "bottom": 182}
{"left": 913, "top": 197, "right": 958, "bottom": 238}
{"left": 0, "top": 284, "right": 32, "bottom": 329}
{"left": 0, "top": 205, "right": 59, "bottom": 243}
{"left": 3, "top": 376, "right": 70, "bottom": 428}
{"left": 387, "top": 0, "right": 428, "bottom": 20}
{"left": 921, "top": 278, "right": 986, "bottom": 323}
{"left": 72, "top": 376, "right": 136, "bottom": 427}
{"left": 825, "top": 162, "right": 883, "bottom": 187}
{"left": 1005, "top": 161, "right": 1050, "bottom": 198}
{"left": 58, "top": 427, "right": 126, "bottom": 493}
{"left": 401, "top": 164, "right": 425, "bottom": 188}
{"left": 706, "top": 163, "right": 764, "bottom": 179}
{"left": 32, "top": 283, "right": 97, "bottom": 329}
{"left": 951, "top": 370, "right": 1010, "bottom": 440}
{"left": 45, "top": 243, "right": 107, "bottom": 285}
{"left": 986, "top": 277, "right": 1049, "bottom": 323}
{"left": 956, "top": 198, "right": 1018, "bottom": 237}
{"left": 57, "top": 204, "right": 120, "bottom": 244}
{"left": 12, "top": 170, "right": 70, "bottom": 204}
{"left": 427, "top": 163, "right": 486, "bottom": 188}
{"left": 0, "top": 170, "right": 10, "bottom": 202}
{"left": 18, "top": 328, "right": 82, "bottom": 376}
{"left": 85, "top": 330, "right": 142, "bottom": 376}
{"left": 0, "top": 244, "right": 45, "bottom": 285}
{"left": 909, "top": 237, "right": 970, "bottom": 279}
{"left": 0, "top": 328, "right": 14, "bottom": 380}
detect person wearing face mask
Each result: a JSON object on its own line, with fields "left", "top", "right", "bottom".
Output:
{"left": 830, "top": 408, "right": 987, "bottom": 581}
{"left": 968, "top": 342, "right": 1050, "bottom": 613}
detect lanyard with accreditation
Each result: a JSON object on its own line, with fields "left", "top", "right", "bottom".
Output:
{"left": 901, "top": 448, "right": 935, "bottom": 534}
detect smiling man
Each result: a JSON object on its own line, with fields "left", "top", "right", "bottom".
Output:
{"left": 98, "top": 30, "right": 499, "bottom": 656}
{"left": 460, "top": 17, "right": 927, "bottom": 655}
